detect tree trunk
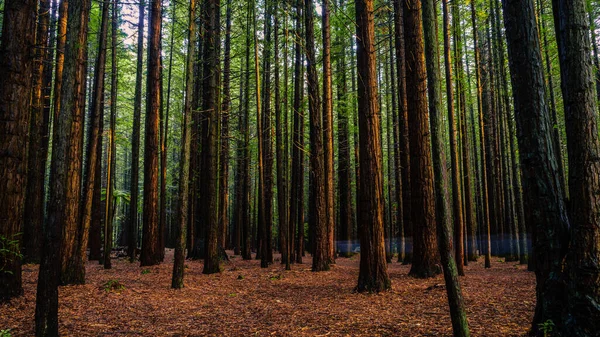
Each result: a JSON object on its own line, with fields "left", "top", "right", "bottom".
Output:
{"left": 353, "top": 0, "right": 390, "bottom": 292}
{"left": 219, "top": 0, "right": 232, "bottom": 250}
{"left": 36, "top": 0, "right": 91, "bottom": 332}
{"left": 23, "top": 0, "right": 52, "bottom": 264}
{"left": 502, "top": 0, "right": 571, "bottom": 333}
{"left": 305, "top": 0, "right": 328, "bottom": 272}
{"left": 172, "top": 0, "right": 196, "bottom": 289}
{"left": 141, "top": 0, "right": 163, "bottom": 267}
{"left": 404, "top": 0, "right": 439, "bottom": 278}
{"left": 551, "top": 0, "right": 600, "bottom": 334}
{"left": 201, "top": 0, "right": 221, "bottom": 274}
{"left": 0, "top": 0, "right": 37, "bottom": 301}
{"left": 322, "top": 0, "right": 335, "bottom": 264}
{"left": 393, "top": 0, "right": 411, "bottom": 264}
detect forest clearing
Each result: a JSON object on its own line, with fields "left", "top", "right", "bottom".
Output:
{"left": 1, "top": 251, "right": 533, "bottom": 336}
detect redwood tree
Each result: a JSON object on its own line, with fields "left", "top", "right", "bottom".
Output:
{"left": 354, "top": 0, "right": 390, "bottom": 292}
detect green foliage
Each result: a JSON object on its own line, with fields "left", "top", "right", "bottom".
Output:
{"left": 269, "top": 274, "right": 282, "bottom": 281}
{"left": 0, "top": 329, "right": 11, "bottom": 337}
{"left": 0, "top": 234, "right": 22, "bottom": 275}
{"left": 538, "top": 319, "right": 555, "bottom": 337}
{"left": 102, "top": 279, "right": 125, "bottom": 293}
{"left": 237, "top": 274, "right": 244, "bottom": 280}
{"left": 141, "top": 269, "right": 151, "bottom": 275}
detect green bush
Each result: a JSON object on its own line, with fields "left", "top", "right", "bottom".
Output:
{"left": 0, "top": 234, "right": 22, "bottom": 275}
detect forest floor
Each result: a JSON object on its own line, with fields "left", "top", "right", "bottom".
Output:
{"left": 1, "top": 250, "right": 534, "bottom": 336}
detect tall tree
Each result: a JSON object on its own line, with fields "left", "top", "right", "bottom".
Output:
{"left": 23, "top": 0, "right": 52, "bottom": 264}
{"left": 322, "top": 0, "right": 335, "bottom": 263}
{"left": 141, "top": 0, "right": 163, "bottom": 267}
{"left": 0, "top": 0, "right": 37, "bottom": 301}
{"left": 423, "top": 0, "right": 471, "bottom": 334}
{"left": 502, "top": 0, "right": 570, "bottom": 333}
{"left": 36, "top": 0, "right": 91, "bottom": 333}
{"left": 290, "top": 0, "right": 305, "bottom": 264}
{"left": 470, "top": 0, "right": 492, "bottom": 268}
{"left": 128, "top": 0, "right": 146, "bottom": 262}
{"left": 74, "top": 0, "right": 110, "bottom": 282}
{"left": 172, "top": 0, "right": 196, "bottom": 290}
{"left": 551, "top": 0, "right": 600, "bottom": 334}
{"left": 393, "top": 0, "right": 411, "bottom": 264}
{"left": 201, "top": 0, "right": 221, "bottom": 274}
{"left": 404, "top": 0, "right": 440, "bottom": 278}
{"left": 219, "top": 0, "right": 232, "bottom": 249}
{"left": 442, "top": 0, "right": 465, "bottom": 276}
{"left": 354, "top": 0, "right": 390, "bottom": 292}
{"left": 305, "top": 0, "right": 328, "bottom": 272}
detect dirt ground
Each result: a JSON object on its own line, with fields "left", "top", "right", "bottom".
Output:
{"left": 1, "top": 250, "right": 534, "bottom": 336}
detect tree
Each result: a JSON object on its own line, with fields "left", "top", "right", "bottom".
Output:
{"left": 305, "top": 0, "right": 329, "bottom": 272}
{"left": 23, "top": 0, "right": 52, "bottom": 264}
{"left": 141, "top": 0, "right": 163, "bottom": 267}
{"left": 128, "top": 0, "right": 146, "bottom": 262}
{"left": 404, "top": 0, "right": 440, "bottom": 278}
{"left": 502, "top": 0, "right": 570, "bottom": 333}
{"left": 322, "top": 0, "right": 335, "bottom": 263}
{"left": 219, "top": 0, "right": 232, "bottom": 250}
{"left": 551, "top": 0, "right": 600, "bottom": 334}
{"left": 74, "top": 0, "right": 110, "bottom": 282}
{"left": 201, "top": 0, "right": 221, "bottom": 275}
{"left": 354, "top": 0, "right": 390, "bottom": 292}
{"left": 172, "top": 0, "right": 196, "bottom": 290}
{"left": 36, "top": 0, "right": 91, "bottom": 333}
{"left": 423, "top": 0, "right": 471, "bottom": 333}
{"left": 0, "top": 0, "right": 37, "bottom": 301}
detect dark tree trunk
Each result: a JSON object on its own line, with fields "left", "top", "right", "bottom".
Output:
{"left": 441, "top": 0, "right": 465, "bottom": 276}
{"left": 470, "top": 0, "right": 492, "bottom": 268}
{"left": 404, "top": 0, "right": 440, "bottom": 279}
{"left": 551, "top": 0, "right": 600, "bottom": 334}
{"left": 219, "top": 0, "right": 232, "bottom": 250}
{"left": 393, "top": 0, "right": 411, "bottom": 264}
{"left": 354, "top": 0, "right": 390, "bottom": 292}
{"left": 201, "top": 0, "right": 221, "bottom": 275}
{"left": 23, "top": 0, "right": 52, "bottom": 264}
{"left": 127, "top": 0, "right": 145, "bottom": 262}
{"left": 336, "top": 13, "right": 352, "bottom": 258}
{"left": 172, "top": 0, "right": 196, "bottom": 289}
{"left": 305, "top": 0, "right": 328, "bottom": 272}
{"left": 141, "top": 0, "right": 163, "bottom": 267}
{"left": 36, "top": 0, "right": 91, "bottom": 332}
{"left": 322, "top": 0, "right": 335, "bottom": 264}
{"left": 290, "top": 0, "right": 305, "bottom": 264}
{"left": 0, "top": 0, "right": 37, "bottom": 301}
{"left": 502, "top": 0, "right": 571, "bottom": 333}
{"left": 74, "top": 0, "right": 110, "bottom": 281}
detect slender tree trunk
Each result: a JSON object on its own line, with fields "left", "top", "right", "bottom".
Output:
{"left": 0, "top": 0, "right": 37, "bottom": 301}
{"left": 551, "top": 0, "right": 600, "bottom": 334}
{"left": 240, "top": 0, "right": 252, "bottom": 260}
{"left": 322, "top": 0, "right": 335, "bottom": 263}
{"left": 470, "top": 0, "right": 492, "bottom": 268}
{"left": 23, "top": 0, "right": 52, "bottom": 264}
{"left": 36, "top": 0, "right": 91, "bottom": 332}
{"left": 354, "top": 0, "right": 390, "bottom": 292}
{"left": 127, "top": 0, "right": 145, "bottom": 262}
{"left": 290, "top": 0, "right": 305, "bottom": 264}
{"left": 172, "top": 0, "right": 196, "bottom": 289}
{"left": 74, "top": 0, "right": 110, "bottom": 280}
{"left": 219, "top": 0, "right": 232, "bottom": 250}
{"left": 393, "top": 0, "right": 411, "bottom": 264}
{"left": 201, "top": 0, "right": 221, "bottom": 274}
{"left": 141, "top": 0, "right": 163, "bottom": 267}
{"left": 305, "top": 0, "right": 328, "bottom": 272}
{"left": 404, "top": 0, "right": 440, "bottom": 278}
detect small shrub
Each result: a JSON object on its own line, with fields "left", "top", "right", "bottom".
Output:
{"left": 102, "top": 279, "right": 125, "bottom": 293}
{"left": 0, "top": 329, "right": 12, "bottom": 337}
{"left": 269, "top": 274, "right": 282, "bottom": 281}
{"left": 538, "top": 319, "right": 555, "bottom": 337}
{"left": 141, "top": 269, "right": 151, "bottom": 275}
{"left": 0, "top": 234, "right": 23, "bottom": 275}
{"left": 237, "top": 274, "right": 244, "bottom": 280}
{"left": 228, "top": 293, "right": 237, "bottom": 297}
